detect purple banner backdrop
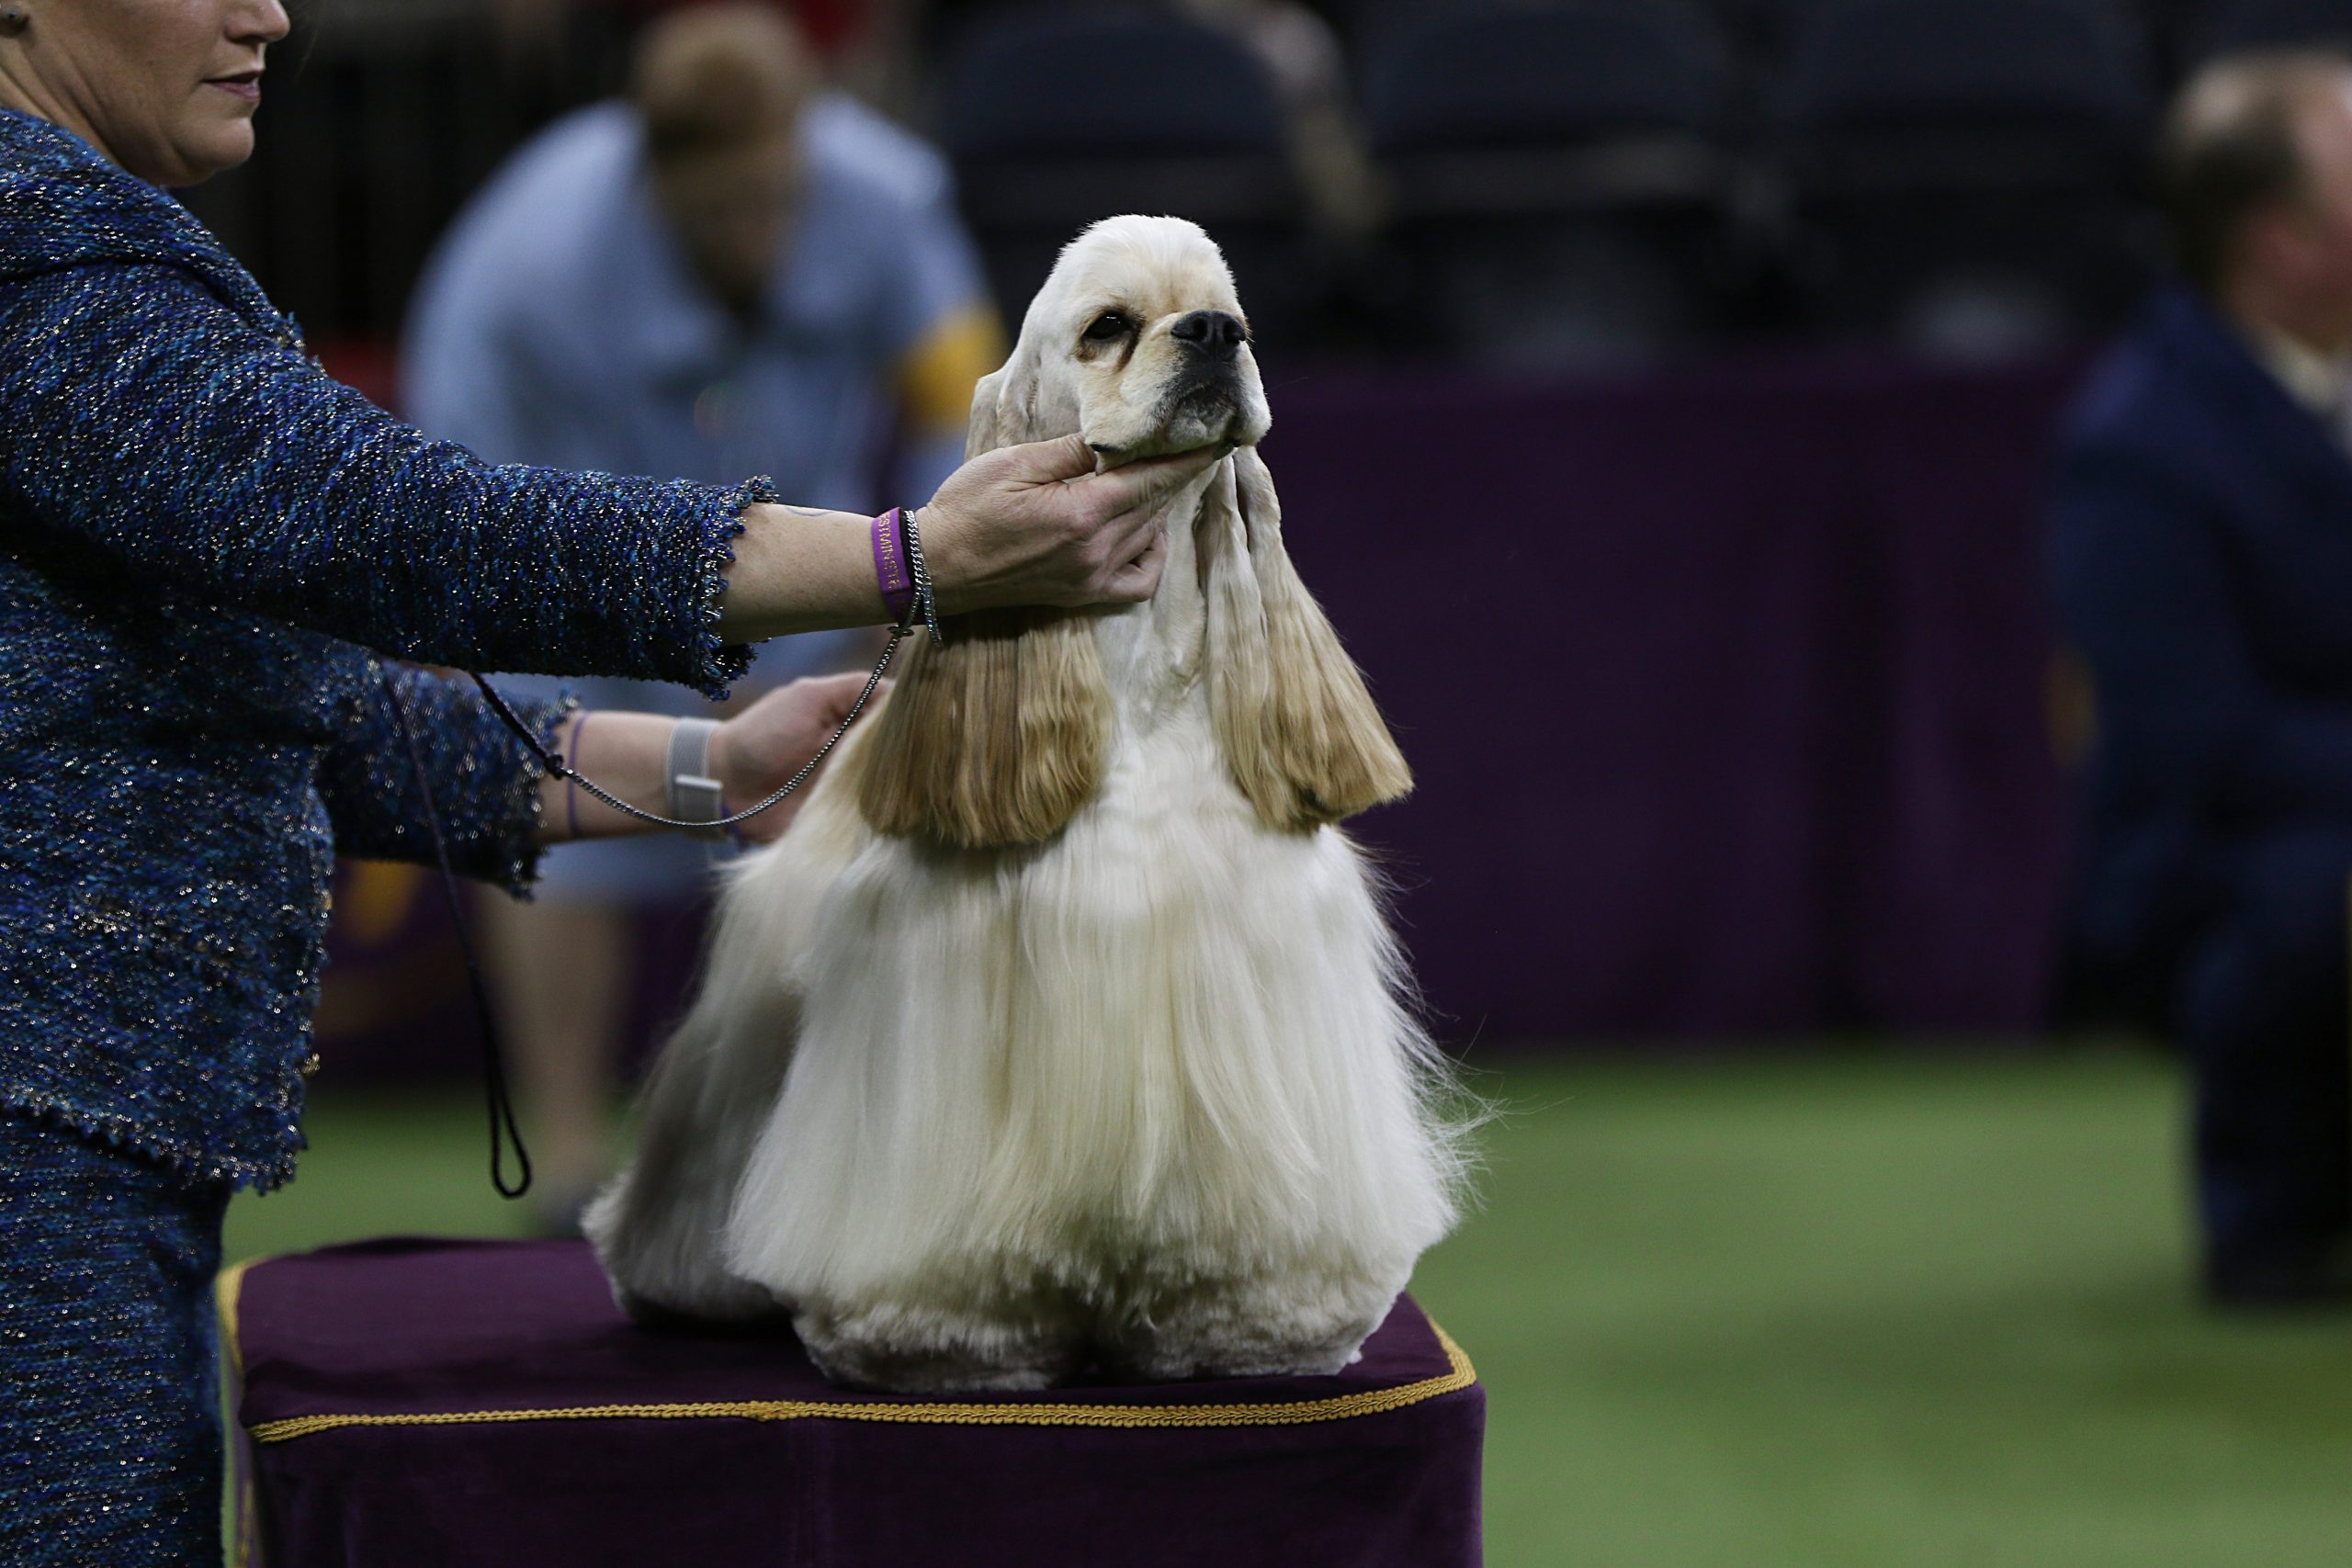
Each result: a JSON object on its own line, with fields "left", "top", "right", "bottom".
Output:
{"left": 315, "top": 353, "right": 2084, "bottom": 1078}
{"left": 1264, "top": 353, "right": 2082, "bottom": 1042}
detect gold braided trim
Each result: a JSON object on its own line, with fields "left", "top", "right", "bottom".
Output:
{"left": 217, "top": 1256, "right": 260, "bottom": 1380}
{"left": 217, "top": 1257, "right": 268, "bottom": 1568}
{"left": 243, "top": 1324, "right": 1476, "bottom": 1446}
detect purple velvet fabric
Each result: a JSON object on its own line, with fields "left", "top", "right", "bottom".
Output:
{"left": 228, "top": 1239, "right": 1485, "bottom": 1566}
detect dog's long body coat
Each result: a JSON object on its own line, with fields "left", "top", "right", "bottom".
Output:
{"left": 589, "top": 217, "right": 1464, "bottom": 1392}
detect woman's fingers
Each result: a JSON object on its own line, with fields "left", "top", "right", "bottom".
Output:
{"left": 1020, "top": 433, "right": 1100, "bottom": 483}
{"left": 1001, "top": 434, "right": 1228, "bottom": 497}
{"left": 1080, "top": 443, "right": 1228, "bottom": 519}
{"left": 1098, "top": 525, "right": 1169, "bottom": 603}
{"left": 1060, "top": 443, "right": 1223, "bottom": 601}
{"left": 802, "top": 669, "right": 877, "bottom": 722}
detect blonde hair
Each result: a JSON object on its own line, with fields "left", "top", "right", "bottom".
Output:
{"left": 630, "top": 4, "right": 817, "bottom": 164}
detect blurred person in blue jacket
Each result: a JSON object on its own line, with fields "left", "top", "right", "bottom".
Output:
{"left": 2049, "top": 51, "right": 2352, "bottom": 1308}
{"left": 404, "top": 1, "right": 1001, "bottom": 1227}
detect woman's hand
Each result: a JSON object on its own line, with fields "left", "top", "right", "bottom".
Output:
{"left": 716, "top": 437, "right": 1227, "bottom": 642}
{"left": 706, "top": 672, "right": 880, "bottom": 844}
{"left": 917, "top": 434, "right": 1229, "bottom": 614}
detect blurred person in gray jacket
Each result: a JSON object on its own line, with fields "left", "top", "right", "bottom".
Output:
{"left": 404, "top": 3, "right": 1001, "bottom": 1227}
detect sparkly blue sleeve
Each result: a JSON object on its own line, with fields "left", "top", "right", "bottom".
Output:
{"left": 0, "top": 264, "right": 769, "bottom": 697}
{"left": 320, "top": 663, "right": 576, "bottom": 896}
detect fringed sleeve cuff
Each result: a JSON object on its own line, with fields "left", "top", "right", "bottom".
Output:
{"left": 319, "top": 664, "right": 580, "bottom": 896}
{"left": 684, "top": 476, "right": 777, "bottom": 701}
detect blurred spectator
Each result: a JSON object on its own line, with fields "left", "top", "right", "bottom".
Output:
{"left": 486, "top": 0, "right": 919, "bottom": 102}
{"left": 2048, "top": 50, "right": 2352, "bottom": 1307}
{"left": 402, "top": 2, "right": 1001, "bottom": 1228}
{"left": 489, "top": 0, "right": 884, "bottom": 57}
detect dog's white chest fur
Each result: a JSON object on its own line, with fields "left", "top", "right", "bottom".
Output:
{"left": 733, "top": 603, "right": 1436, "bottom": 1308}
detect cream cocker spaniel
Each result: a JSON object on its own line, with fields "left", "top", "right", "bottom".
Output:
{"left": 587, "top": 215, "right": 1468, "bottom": 1393}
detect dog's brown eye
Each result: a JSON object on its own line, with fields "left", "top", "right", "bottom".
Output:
{"left": 1082, "top": 311, "right": 1131, "bottom": 344}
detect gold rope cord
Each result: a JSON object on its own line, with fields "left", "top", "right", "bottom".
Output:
{"left": 216, "top": 1258, "right": 262, "bottom": 1568}
{"left": 218, "top": 1257, "right": 255, "bottom": 1378}
{"left": 220, "top": 1264, "right": 1476, "bottom": 1447}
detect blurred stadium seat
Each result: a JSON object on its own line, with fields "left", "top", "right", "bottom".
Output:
{"left": 2192, "top": 0, "right": 2352, "bottom": 59}
{"left": 934, "top": 6, "right": 1316, "bottom": 343}
{"left": 172, "top": 0, "right": 2225, "bottom": 367}
{"left": 1778, "top": 0, "right": 2158, "bottom": 359}
{"left": 1691, "top": 0, "right": 1813, "bottom": 63}
{"left": 1362, "top": 0, "right": 1741, "bottom": 368}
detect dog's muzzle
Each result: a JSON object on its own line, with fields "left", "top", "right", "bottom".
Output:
{"left": 1162, "top": 313, "right": 1250, "bottom": 425}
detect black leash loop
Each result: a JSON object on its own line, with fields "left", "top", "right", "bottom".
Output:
{"left": 384, "top": 672, "right": 535, "bottom": 1200}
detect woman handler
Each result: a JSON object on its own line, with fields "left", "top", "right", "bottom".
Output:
{"left": 0, "top": 2, "right": 1216, "bottom": 1559}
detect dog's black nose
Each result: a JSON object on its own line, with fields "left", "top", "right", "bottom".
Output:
{"left": 1170, "top": 310, "right": 1247, "bottom": 361}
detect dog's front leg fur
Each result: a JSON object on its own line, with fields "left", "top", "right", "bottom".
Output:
{"left": 789, "top": 1282, "right": 1092, "bottom": 1393}
{"left": 584, "top": 1001, "right": 799, "bottom": 1323}
{"left": 583, "top": 907, "right": 808, "bottom": 1324}
{"left": 588, "top": 764, "right": 876, "bottom": 1324}
{"left": 1095, "top": 1261, "right": 1412, "bottom": 1383}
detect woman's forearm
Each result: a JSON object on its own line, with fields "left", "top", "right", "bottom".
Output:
{"left": 716, "top": 504, "right": 891, "bottom": 643}
{"left": 536, "top": 710, "right": 679, "bottom": 844}
{"left": 715, "top": 437, "right": 1232, "bottom": 643}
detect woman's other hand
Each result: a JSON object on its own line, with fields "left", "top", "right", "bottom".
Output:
{"left": 707, "top": 671, "right": 879, "bottom": 843}
{"left": 918, "top": 434, "right": 1228, "bottom": 614}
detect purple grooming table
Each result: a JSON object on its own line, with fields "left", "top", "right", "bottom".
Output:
{"left": 221, "top": 1239, "right": 1484, "bottom": 1567}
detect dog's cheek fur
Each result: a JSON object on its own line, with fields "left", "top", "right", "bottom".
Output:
{"left": 855, "top": 610, "right": 1114, "bottom": 849}
{"left": 1207, "top": 451, "right": 1413, "bottom": 831}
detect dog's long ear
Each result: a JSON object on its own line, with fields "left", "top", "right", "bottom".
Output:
{"left": 854, "top": 611, "right": 1111, "bottom": 849}
{"left": 853, "top": 333, "right": 1112, "bottom": 850}
{"left": 1204, "top": 447, "right": 1411, "bottom": 831}
{"left": 962, "top": 341, "right": 1042, "bottom": 459}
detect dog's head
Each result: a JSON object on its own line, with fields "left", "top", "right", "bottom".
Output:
{"left": 968, "top": 215, "right": 1272, "bottom": 462}
{"left": 854, "top": 216, "right": 1408, "bottom": 850}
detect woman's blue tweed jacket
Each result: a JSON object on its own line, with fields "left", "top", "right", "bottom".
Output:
{"left": 0, "top": 108, "right": 773, "bottom": 1190}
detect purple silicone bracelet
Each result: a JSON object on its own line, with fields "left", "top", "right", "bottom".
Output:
{"left": 872, "top": 507, "right": 916, "bottom": 626}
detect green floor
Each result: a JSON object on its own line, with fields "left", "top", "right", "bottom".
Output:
{"left": 225, "top": 1051, "right": 2352, "bottom": 1567}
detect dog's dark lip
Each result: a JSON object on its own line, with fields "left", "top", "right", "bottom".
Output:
{"left": 1087, "top": 379, "right": 1249, "bottom": 462}
{"left": 1170, "top": 370, "right": 1240, "bottom": 398}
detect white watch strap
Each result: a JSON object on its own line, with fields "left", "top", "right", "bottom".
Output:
{"left": 666, "top": 718, "right": 726, "bottom": 840}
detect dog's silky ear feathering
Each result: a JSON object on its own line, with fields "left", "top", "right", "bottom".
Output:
{"left": 1204, "top": 447, "right": 1412, "bottom": 830}
{"left": 854, "top": 359, "right": 1116, "bottom": 849}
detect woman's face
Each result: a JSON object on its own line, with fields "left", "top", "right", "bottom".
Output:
{"left": 0, "top": 0, "right": 289, "bottom": 186}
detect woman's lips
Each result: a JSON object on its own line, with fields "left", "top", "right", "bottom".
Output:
{"left": 207, "top": 73, "right": 262, "bottom": 102}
